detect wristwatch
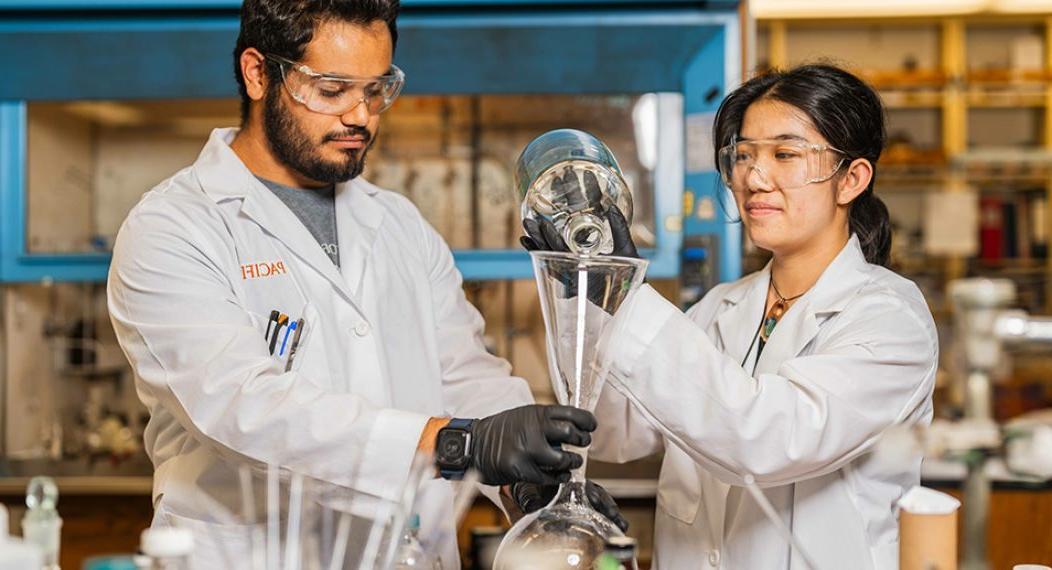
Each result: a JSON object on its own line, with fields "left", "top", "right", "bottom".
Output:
{"left": 435, "top": 418, "right": 475, "bottom": 480}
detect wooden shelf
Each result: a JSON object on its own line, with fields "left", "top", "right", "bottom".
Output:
{"left": 881, "top": 88, "right": 946, "bottom": 108}
{"left": 966, "top": 68, "right": 1051, "bottom": 84}
{"left": 857, "top": 68, "right": 947, "bottom": 88}
{"left": 965, "top": 88, "right": 1048, "bottom": 107}
{"left": 755, "top": 13, "right": 1052, "bottom": 312}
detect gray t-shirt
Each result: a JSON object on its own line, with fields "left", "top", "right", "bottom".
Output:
{"left": 258, "top": 177, "right": 340, "bottom": 267}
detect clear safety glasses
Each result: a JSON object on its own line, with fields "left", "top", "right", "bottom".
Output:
{"left": 717, "top": 136, "right": 847, "bottom": 193}
{"left": 267, "top": 54, "right": 405, "bottom": 116}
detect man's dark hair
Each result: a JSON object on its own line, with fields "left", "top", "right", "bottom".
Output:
{"left": 234, "top": 0, "right": 401, "bottom": 124}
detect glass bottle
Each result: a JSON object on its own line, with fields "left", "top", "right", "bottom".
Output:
{"left": 516, "top": 129, "right": 633, "bottom": 256}
{"left": 22, "top": 476, "right": 62, "bottom": 570}
{"left": 392, "top": 514, "right": 440, "bottom": 569}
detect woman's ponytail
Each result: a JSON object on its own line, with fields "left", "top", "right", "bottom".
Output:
{"left": 849, "top": 188, "right": 892, "bottom": 267}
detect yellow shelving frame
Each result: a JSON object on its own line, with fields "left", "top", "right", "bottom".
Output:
{"left": 756, "top": 11, "right": 1052, "bottom": 310}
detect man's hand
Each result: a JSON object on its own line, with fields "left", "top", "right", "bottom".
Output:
{"left": 510, "top": 481, "right": 629, "bottom": 532}
{"left": 469, "top": 405, "right": 596, "bottom": 486}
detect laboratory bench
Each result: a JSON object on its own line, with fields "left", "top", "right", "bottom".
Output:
{"left": 2, "top": 457, "right": 1050, "bottom": 569}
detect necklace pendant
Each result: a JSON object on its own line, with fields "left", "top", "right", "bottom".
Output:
{"left": 761, "top": 315, "right": 778, "bottom": 342}
{"left": 760, "top": 300, "right": 788, "bottom": 342}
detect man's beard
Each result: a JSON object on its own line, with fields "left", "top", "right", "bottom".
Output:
{"left": 263, "top": 86, "right": 375, "bottom": 184}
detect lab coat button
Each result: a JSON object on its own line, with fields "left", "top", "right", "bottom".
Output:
{"left": 353, "top": 322, "right": 370, "bottom": 337}
{"left": 708, "top": 550, "right": 720, "bottom": 566}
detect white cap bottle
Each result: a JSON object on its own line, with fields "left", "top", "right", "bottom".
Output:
{"left": 0, "top": 504, "right": 44, "bottom": 570}
{"left": 140, "top": 527, "right": 194, "bottom": 570}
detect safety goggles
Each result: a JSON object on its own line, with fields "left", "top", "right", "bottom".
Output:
{"left": 717, "top": 136, "right": 846, "bottom": 192}
{"left": 267, "top": 54, "right": 405, "bottom": 116}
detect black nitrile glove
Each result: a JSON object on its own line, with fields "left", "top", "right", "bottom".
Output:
{"left": 520, "top": 164, "right": 639, "bottom": 261}
{"left": 471, "top": 405, "right": 596, "bottom": 486}
{"left": 521, "top": 205, "right": 638, "bottom": 259}
{"left": 521, "top": 205, "right": 640, "bottom": 313}
{"left": 511, "top": 480, "right": 630, "bottom": 532}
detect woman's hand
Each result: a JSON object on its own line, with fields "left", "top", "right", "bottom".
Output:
{"left": 520, "top": 206, "right": 639, "bottom": 259}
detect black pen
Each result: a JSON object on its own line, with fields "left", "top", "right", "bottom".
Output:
{"left": 264, "top": 310, "right": 280, "bottom": 340}
{"left": 269, "top": 314, "right": 288, "bottom": 355}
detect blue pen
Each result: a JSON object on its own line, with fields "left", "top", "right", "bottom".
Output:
{"left": 279, "top": 321, "right": 298, "bottom": 356}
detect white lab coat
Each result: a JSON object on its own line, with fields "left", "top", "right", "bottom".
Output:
{"left": 592, "top": 235, "right": 937, "bottom": 569}
{"left": 107, "top": 128, "right": 533, "bottom": 569}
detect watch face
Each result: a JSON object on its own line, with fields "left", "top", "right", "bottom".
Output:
{"left": 442, "top": 435, "right": 464, "bottom": 458}
{"left": 439, "top": 431, "right": 469, "bottom": 468}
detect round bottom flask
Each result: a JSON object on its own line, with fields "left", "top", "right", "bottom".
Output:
{"left": 494, "top": 482, "right": 623, "bottom": 570}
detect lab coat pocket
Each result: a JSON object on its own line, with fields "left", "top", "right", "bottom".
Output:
{"left": 655, "top": 447, "right": 702, "bottom": 525}
{"left": 247, "top": 303, "right": 317, "bottom": 373}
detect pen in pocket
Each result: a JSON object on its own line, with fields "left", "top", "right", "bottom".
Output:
{"left": 284, "top": 319, "right": 306, "bottom": 372}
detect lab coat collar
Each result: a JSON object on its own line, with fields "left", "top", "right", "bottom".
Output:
{"left": 193, "top": 128, "right": 383, "bottom": 307}
{"left": 715, "top": 234, "right": 871, "bottom": 374}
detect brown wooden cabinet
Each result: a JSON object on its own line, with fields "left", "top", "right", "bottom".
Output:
{"left": 1, "top": 490, "right": 152, "bottom": 570}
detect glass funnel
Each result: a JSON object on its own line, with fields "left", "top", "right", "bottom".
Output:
{"left": 494, "top": 252, "right": 648, "bottom": 570}
{"left": 515, "top": 129, "right": 634, "bottom": 256}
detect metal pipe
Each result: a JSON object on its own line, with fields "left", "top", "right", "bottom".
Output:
{"left": 997, "top": 311, "right": 1052, "bottom": 345}
{"left": 962, "top": 454, "right": 990, "bottom": 570}
{"left": 961, "top": 367, "right": 992, "bottom": 570}
{"left": 964, "top": 370, "right": 993, "bottom": 421}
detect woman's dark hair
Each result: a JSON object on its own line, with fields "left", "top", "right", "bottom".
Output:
{"left": 713, "top": 63, "right": 891, "bottom": 266}
{"left": 234, "top": 0, "right": 401, "bottom": 124}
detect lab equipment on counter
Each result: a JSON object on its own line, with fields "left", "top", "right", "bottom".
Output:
{"left": 516, "top": 129, "right": 634, "bottom": 256}
{"left": 1004, "top": 409, "right": 1052, "bottom": 479}
{"left": 392, "top": 514, "right": 439, "bottom": 569}
{"left": 873, "top": 278, "right": 1052, "bottom": 570}
{"left": 178, "top": 451, "right": 436, "bottom": 570}
{"left": 140, "top": 527, "right": 193, "bottom": 570}
{"left": 0, "top": 504, "right": 43, "bottom": 570}
{"left": 493, "top": 251, "right": 647, "bottom": 570}
{"left": 22, "top": 476, "right": 62, "bottom": 570}
{"left": 947, "top": 278, "right": 1052, "bottom": 570}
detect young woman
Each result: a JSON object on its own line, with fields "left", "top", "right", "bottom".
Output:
{"left": 530, "top": 64, "right": 938, "bottom": 568}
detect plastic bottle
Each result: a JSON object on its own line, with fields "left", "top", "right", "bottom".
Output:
{"left": 140, "top": 527, "right": 193, "bottom": 570}
{"left": 392, "top": 514, "right": 440, "bottom": 569}
{"left": 0, "top": 504, "right": 43, "bottom": 570}
{"left": 593, "top": 536, "right": 639, "bottom": 570}
{"left": 22, "top": 476, "right": 62, "bottom": 570}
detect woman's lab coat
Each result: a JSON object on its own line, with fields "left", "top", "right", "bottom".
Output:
{"left": 592, "top": 235, "right": 938, "bottom": 569}
{"left": 107, "top": 128, "right": 533, "bottom": 568}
